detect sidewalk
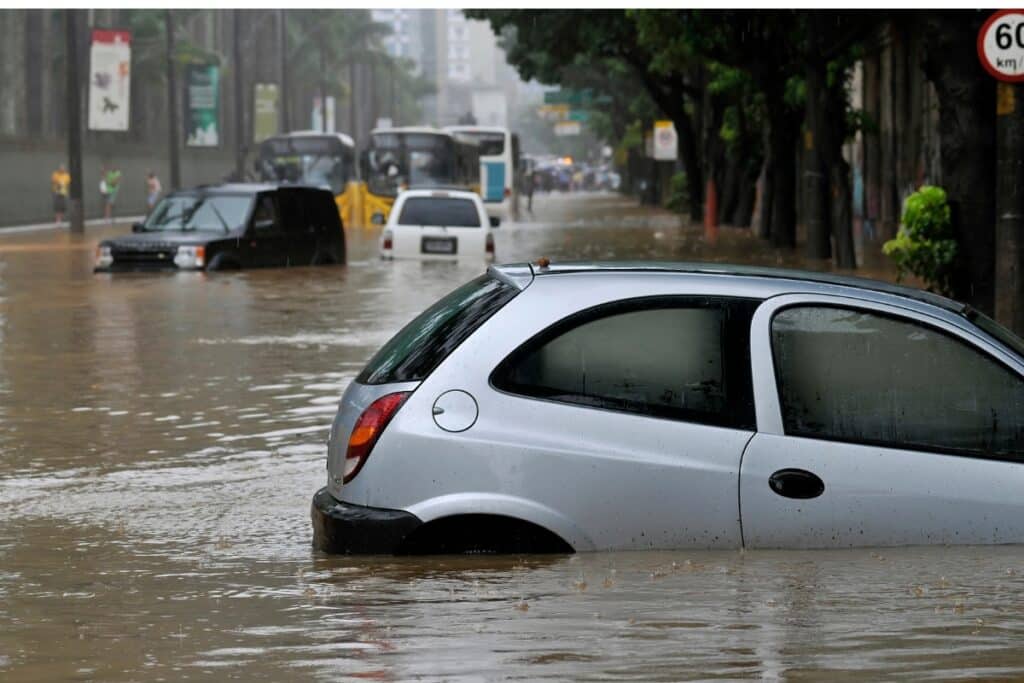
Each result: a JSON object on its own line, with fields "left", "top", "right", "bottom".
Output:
{"left": 0, "top": 215, "right": 146, "bottom": 235}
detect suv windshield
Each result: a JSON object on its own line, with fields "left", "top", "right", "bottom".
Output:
{"left": 145, "top": 195, "right": 253, "bottom": 232}
{"left": 357, "top": 274, "right": 519, "bottom": 385}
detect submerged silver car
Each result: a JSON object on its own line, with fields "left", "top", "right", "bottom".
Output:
{"left": 312, "top": 261, "right": 1024, "bottom": 554}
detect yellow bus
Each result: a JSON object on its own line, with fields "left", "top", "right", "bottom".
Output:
{"left": 256, "top": 131, "right": 361, "bottom": 227}
{"left": 360, "top": 127, "right": 481, "bottom": 225}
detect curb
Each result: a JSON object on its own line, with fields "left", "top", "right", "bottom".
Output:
{"left": 0, "top": 215, "right": 147, "bottom": 235}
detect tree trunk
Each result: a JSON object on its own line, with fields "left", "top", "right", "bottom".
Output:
{"left": 765, "top": 88, "right": 799, "bottom": 248}
{"left": 832, "top": 158, "right": 856, "bottom": 269}
{"left": 804, "top": 60, "right": 831, "bottom": 259}
{"left": 919, "top": 11, "right": 996, "bottom": 313}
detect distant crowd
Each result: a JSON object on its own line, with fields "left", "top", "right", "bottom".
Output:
{"left": 49, "top": 164, "right": 162, "bottom": 225}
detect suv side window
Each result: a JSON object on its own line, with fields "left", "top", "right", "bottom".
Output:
{"left": 252, "top": 194, "right": 278, "bottom": 232}
{"left": 492, "top": 297, "right": 759, "bottom": 430}
{"left": 772, "top": 305, "right": 1024, "bottom": 458}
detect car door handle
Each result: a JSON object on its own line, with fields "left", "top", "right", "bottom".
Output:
{"left": 769, "top": 468, "right": 825, "bottom": 500}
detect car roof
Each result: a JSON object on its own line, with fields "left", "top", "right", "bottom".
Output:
{"left": 397, "top": 188, "right": 481, "bottom": 201}
{"left": 489, "top": 260, "right": 967, "bottom": 314}
{"left": 171, "top": 183, "right": 330, "bottom": 196}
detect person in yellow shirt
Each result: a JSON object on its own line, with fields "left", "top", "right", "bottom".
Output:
{"left": 51, "top": 163, "right": 70, "bottom": 224}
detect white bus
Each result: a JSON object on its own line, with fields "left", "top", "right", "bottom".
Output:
{"left": 444, "top": 126, "right": 520, "bottom": 220}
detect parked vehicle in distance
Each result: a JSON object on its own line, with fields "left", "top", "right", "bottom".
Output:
{"left": 94, "top": 184, "right": 345, "bottom": 272}
{"left": 379, "top": 189, "right": 497, "bottom": 262}
{"left": 312, "top": 261, "right": 1024, "bottom": 555}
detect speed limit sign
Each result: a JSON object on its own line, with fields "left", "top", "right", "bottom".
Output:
{"left": 978, "top": 10, "right": 1024, "bottom": 82}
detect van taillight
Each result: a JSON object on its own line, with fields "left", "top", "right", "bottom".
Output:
{"left": 344, "top": 392, "right": 410, "bottom": 484}
{"left": 485, "top": 233, "right": 495, "bottom": 254}
{"left": 382, "top": 230, "right": 393, "bottom": 250}
{"left": 504, "top": 187, "right": 511, "bottom": 198}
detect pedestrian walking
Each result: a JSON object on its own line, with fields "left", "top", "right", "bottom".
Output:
{"left": 50, "top": 163, "right": 70, "bottom": 224}
{"left": 523, "top": 168, "right": 535, "bottom": 214}
{"left": 145, "top": 171, "right": 162, "bottom": 210}
{"left": 99, "top": 165, "right": 109, "bottom": 217}
{"left": 103, "top": 165, "right": 122, "bottom": 221}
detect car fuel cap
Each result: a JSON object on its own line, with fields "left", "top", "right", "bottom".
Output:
{"left": 432, "top": 390, "right": 478, "bottom": 432}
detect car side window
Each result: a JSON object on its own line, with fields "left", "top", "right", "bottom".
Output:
{"left": 492, "top": 297, "right": 759, "bottom": 430}
{"left": 772, "top": 305, "right": 1024, "bottom": 458}
{"left": 252, "top": 195, "right": 278, "bottom": 232}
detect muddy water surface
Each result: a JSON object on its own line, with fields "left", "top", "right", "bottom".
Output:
{"left": 2, "top": 193, "right": 1022, "bottom": 681}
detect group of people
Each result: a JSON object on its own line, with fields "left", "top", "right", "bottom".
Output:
{"left": 49, "top": 164, "right": 163, "bottom": 225}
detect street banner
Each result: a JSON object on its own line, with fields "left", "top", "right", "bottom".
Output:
{"left": 186, "top": 65, "right": 220, "bottom": 147}
{"left": 653, "top": 120, "right": 678, "bottom": 161}
{"left": 88, "top": 29, "right": 131, "bottom": 131}
{"left": 253, "top": 83, "right": 279, "bottom": 143}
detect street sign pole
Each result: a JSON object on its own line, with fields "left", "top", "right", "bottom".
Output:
{"left": 65, "top": 9, "right": 84, "bottom": 234}
{"left": 980, "top": 10, "right": 1024, "bottom": 333}
{"left": 166, "top": 10, "right": 181, "bottom": 190}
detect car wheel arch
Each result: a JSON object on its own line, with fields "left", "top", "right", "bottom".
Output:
{"left": 206, "top": 252, "right": 242, "bottom": 271}
{"left": 405, "top": 493, "right": 595, "bottom": 552}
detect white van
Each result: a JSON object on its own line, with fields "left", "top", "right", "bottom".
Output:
{"left": 379, "top": 189, "right": 497, "bottom": 262}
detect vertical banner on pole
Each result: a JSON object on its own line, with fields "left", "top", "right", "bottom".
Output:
{"left": 186, "top": 64, "right": 220, "bottom": 147}
{"left": 253, "top": 83, "right": 280, "bottom": 143}
{"left": 88, "top": 29, "right": 131, "bottom": 131}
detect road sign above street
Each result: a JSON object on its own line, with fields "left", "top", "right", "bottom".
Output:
{"left": 979, "top": 10, "right": 1024, "bottom": 82}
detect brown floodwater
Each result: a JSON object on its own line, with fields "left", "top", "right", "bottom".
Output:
{"left": 2, "top": 192, "right": 1022, "bottom": 680}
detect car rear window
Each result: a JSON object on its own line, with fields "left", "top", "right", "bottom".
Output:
{"left": 398, "top": 197, "right": 481, "bottom": 227}
{"left": 357, "top": 274, "right": 519, "bottom": 385}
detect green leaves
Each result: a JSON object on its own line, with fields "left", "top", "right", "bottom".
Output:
{"left": 883, "top": 185, "right": 957, "bottom": 295}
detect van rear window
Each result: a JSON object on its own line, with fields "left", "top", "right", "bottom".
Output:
{"left": 398, "top": 197, "right": 481, "bottom": 227}
{"left": 356, "top": 274, "right": 519, "bottom": 385}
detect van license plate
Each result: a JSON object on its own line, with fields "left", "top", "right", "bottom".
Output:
{"left": 421, "top": 237, "right": 457, "bottom": 254}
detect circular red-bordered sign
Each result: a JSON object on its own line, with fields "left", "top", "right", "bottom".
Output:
{"left": 978, "top": 9, "right": 1024, "bottom": 82}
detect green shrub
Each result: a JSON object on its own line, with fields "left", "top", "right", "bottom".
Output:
{"left": 665, "top": 171, "right": 689, "bottom": 213}
{"left": 882, "top": 185, "right": 957, "bottom": 295}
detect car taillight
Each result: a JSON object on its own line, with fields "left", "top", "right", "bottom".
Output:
{"left": 382, "top": 230, "right": 393, "bottom": 250}
{"left": 485, "top": 232, "right": 495, "bottom": 254}
{"left": 343, "top": 391, "right": 410, "bottom": 484}
{"left": 504, "top": 187, "right": 511, "bottom": 198}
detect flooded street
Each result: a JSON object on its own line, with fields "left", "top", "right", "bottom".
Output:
{"left": 3, "top": 192, "right": 1024, "bottom": 680}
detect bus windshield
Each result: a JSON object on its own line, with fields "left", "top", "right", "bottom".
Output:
{"left": 457, "top": 131, "right": 505, "bottom": 156}
{"left": 258, "top": 136, "right": 351, "bottom": 195}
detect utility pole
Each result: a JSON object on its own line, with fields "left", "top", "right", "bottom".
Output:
{"left": 165, "top": 10, "right": 181, "bottom": 190}
{"left": 996, "top": 81, "right": 1024, "bottom": 334}
{"left": 278, "top": 9, "right": 289, "bottom": 132}
{"left": 65, "top": 9, "right": 84, "bottom": 233}
{"left": 319, "top": 27, "right": 327, "bottom": 133}
{"left": 390, "top": 57, "right": 397, "bottom": 126}
{"left": 233, "top": 10, "right": 245, "bottom": 180}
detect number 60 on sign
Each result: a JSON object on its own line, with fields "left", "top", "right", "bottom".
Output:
{"left": 979, "top": 10, "right": 1024, "bottom": 82}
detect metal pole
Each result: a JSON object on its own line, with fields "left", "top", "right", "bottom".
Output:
{"left": 390, "top": 57, "right": 397, "bottom": 125}
{"left": 319, "top": 28, "right": 327, "bottom": 133}
{"left": 165, "top": 10, "right": 181, "bottom": 190}
{"left": 996, "top": 81, "right": 1024, "bottom": 334}
{"left": 66, "top": 9, "right": 84, "bottom": 233}
{"left": 233, "top": 9, "right": 245, "bottom": 180}
{"left": 278, "top": 9, "right": 289, "bottom": 132}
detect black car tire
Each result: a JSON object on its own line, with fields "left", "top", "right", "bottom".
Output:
{"left": 206, "top": 253, "right": 241, "bottom": 271}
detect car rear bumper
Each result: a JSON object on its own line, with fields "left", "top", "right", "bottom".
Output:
{"left": 311, "top": 487, "right": 422, "bottom": 554}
